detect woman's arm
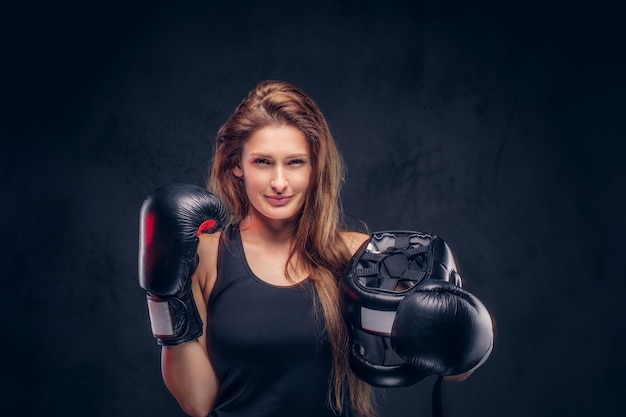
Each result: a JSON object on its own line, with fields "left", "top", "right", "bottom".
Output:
{"left": 161, "top": 233, "right": 221, "bottom": 417}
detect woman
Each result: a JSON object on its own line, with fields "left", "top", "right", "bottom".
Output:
{"left": 161, "top": 80, "right": 376, "bottom": 417}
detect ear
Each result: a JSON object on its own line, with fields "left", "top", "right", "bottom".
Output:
{"left": 233, "top": 165, "right": 243, "bottom": 178}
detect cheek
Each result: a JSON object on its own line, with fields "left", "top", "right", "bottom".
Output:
{"left": 242, "top": 171, "right": 266, "bottom": 194}
{"left": 241, "top": 177, "right": 257, "bottom": 195}
{"left": 297, "top": 169, "right": 312, "bottom": 191}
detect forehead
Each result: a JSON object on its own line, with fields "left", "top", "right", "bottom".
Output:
{"left": 243, "top": 125, "right": 309, "bottom": 155}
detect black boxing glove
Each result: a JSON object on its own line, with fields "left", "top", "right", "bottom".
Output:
{"left": 391, "top": 280, "right": 493, "bottom": 376}
{"left": 138, "top": 183, "right": 228, "bottom": 345}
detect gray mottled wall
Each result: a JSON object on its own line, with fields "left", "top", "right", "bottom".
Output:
{"left": 2, "top": 1, "right": 624, "bottom": 416}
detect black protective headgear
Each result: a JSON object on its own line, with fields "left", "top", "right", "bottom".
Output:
{"left": 340, "top": 230, "right": 463, "bottom": 387}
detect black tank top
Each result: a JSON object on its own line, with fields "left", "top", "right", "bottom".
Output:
{"left": 207, "top": 226, "right": 341, "bottom": 417}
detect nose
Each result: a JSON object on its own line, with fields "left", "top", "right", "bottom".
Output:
{"left": 271, "top": 167, "right": 288, "bottom": 193}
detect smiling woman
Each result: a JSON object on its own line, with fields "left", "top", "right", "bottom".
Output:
{"left": 233, "top": 124, "right": 312, "bottom": 224}
{"left": 150, "top": 80, "right": 376, "bottom": 417}
{"left": 139, "top": 80, "right": 493, "bottom": 417}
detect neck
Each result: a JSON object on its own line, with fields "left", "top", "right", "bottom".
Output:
{"left": 239, "top": 213, "right": 307, "bottom": 281}
{"left": 239, "top": 213, "right": 298, "bottom": 245}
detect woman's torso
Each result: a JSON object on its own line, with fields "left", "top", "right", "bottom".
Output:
{"left": 207, "top": 226, "right": 340, "bottom": 417}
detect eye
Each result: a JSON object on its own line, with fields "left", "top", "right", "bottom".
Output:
{"left": 288, "top": 158, "right": 306, "bottom": 166}
{"left": 253, "top": 158, "right": 271, "bottom": 166}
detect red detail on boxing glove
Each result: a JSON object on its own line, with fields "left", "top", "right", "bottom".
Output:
{"left": 143, "top": 212, "right": 156, "bottom": 247}
{"left": 197, "top": 219, "right": 217, "bottom": 236}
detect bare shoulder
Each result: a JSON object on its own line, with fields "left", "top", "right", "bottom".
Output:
{"left": 195, "top": 231, "right": 222, "bottom": 301}
{"left": 340, "top": 231, "right": 370, "bottom": 256}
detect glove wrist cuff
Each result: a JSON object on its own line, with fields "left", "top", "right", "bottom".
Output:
{"left": 146, "top": 287, "right": 203, "bottom": 346}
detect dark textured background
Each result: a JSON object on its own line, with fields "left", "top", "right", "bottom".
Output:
{"left": 2, "top": 1, "right": 624, "bottom": 416}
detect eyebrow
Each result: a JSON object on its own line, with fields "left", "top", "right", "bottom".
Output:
{"left": 248, "top": 152, "right": 310, "bottom": 158}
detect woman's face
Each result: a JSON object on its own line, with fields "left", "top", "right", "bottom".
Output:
{"left": 234, "top": 124, "right": 312, "bottom": 224}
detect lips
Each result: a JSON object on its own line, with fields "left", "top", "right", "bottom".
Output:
{"left": 266, "top": 195, "right": 293, "bottom": 206}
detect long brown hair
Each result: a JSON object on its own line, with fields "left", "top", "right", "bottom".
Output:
{"left": 208, "top": 80, "right": 375, "bottom": 417}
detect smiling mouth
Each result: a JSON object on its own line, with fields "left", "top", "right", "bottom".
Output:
{"left": 266, "top": 195, "right": 292, "bottom": 206}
